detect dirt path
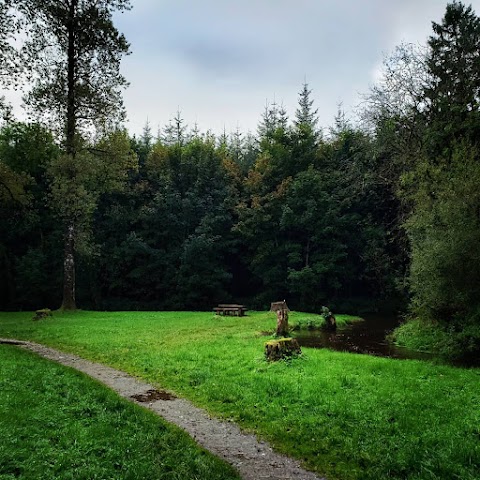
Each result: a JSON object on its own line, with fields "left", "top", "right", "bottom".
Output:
{"left": 1, "top": 338, "right": 324, "bottom": 480}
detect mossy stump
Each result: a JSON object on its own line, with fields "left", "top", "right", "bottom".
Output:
{"left": 324, "top": 314, "right": 337, "bottom": 331}
{"left": 320, "top": 306, "right": 337, "bottom": 331}
{"left": 265, "top": 338, "right": 301, "bottom": 361}
{"left": 33, "top": 308, "right": 52, "bottom": 321}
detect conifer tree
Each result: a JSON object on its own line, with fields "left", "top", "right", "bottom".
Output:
{"left": 294, "top": 81, "right": 319, "bottom": 134}
{"left": 15, "top": 0, "right": 132, "bottom": 310}
{"left": 423, "top": 1, "right": 480, "bottom": 155}
{"left": 292, "top": 82, "right": 320, "bottom": 173}
{"left": 163, "top": 110, "right": 186, "bottom": 146}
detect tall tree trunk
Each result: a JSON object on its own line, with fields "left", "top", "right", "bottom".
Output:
{"left": 305, "top": 238, "right": 310, "bottom": 267}
{"left": 61, "top": 223, "right": 76, "bottom": 310}
{"left": 61, "top": 0, "right": 77, "bottom": 310}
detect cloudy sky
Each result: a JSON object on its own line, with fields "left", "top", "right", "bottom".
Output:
{"left": 7, "top": 1, "right": 480, "bottom": 136}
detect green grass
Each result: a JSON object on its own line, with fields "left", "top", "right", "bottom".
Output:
{"left": 390, "top": 319, "right": 454, "bottom": 353}
{"left": 392, "top": 318, "right": 480, "bottom": 365}
{"left": 290, "top": 312, "right": 361, "bottom": 330}
{"left": 1, "top": 310, "right": 479, "bottom": 480}
{"left": 0, "top": 343, "right": 240, "bottom": 480}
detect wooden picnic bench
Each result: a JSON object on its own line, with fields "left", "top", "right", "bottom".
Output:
{"left": 213, "top": 304, "right": 248, "bottom": 317}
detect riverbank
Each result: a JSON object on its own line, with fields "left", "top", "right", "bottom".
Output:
{"left": 0, "top": 310, "right": 479, "bottom": 480}
{"left": 391, "top": 318, "right": 480, "bottom": 366}
{"left": 293, "top": 314, "right": 438, "bottom": 362}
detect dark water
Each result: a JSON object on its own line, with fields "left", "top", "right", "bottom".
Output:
{"left": 295, "top": 314, "right": 435, "bottom": 361}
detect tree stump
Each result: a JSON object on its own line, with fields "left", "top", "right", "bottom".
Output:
{"left": 321, "top": 306, "right": 337, "bottom": 331}
{"left": 324, "top": 314, "right": 337, "bottom": 331}
{"left": 265, "top": 338, "right": 302, "bottom": 361}
{"left": 270, "top": 300, "right": 290, "bottom": 337}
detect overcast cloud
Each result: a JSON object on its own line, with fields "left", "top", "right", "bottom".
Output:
{"left": 7, "top": 1, "right": 480, "bottom": 136}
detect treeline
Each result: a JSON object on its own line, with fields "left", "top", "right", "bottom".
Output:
{"left": 1, "top": 2, "right": 480, "bottom": 356}
{"left": 0, "top": 94, "right": 401, "bottom": 312}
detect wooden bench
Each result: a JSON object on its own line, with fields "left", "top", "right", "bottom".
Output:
{"left": 213, "top": 304, "right": 248, "bottom": 317}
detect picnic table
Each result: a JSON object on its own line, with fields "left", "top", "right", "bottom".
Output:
{"left": 213, "top": 304, "right": 248, "bottom": 317}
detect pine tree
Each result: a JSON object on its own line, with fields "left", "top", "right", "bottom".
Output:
{"left": 141, "top": 120, "right": 153, "bottom": 151}
{"left": 294, "top": 81, "right": 319, "bottom": 134}
{"left": 163, "top": 109, "right": 186, "bottom": 146}
{"left": 424, "top": 1, "right": 480, "bottom": 154}
{"left": 258, "top": 100, "right": 281, "bottom": 141}
{"left": 15, "top": 0, "right": 131, "bottom": 310}
{"left": 292, "top": 82, "right": 320, "bottom": 173}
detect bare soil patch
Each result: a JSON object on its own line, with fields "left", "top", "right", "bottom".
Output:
{"left": 131, "top": 389, "right": 176, "bottom": 402}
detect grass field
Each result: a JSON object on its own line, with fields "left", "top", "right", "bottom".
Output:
{"left": 0, "top": 310, "right": 479, "bottom": 480}
{"left": 0, "top": 343, "right": 239, "bottom": 479}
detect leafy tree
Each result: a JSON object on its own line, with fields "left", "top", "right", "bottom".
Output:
{"left": 359, "top": 3, "right": 480, "bottom": 354}
{"left": 0, "top": 0, "right": 20, "bottom": 84}
{"left": 15, "top": 0, "right": 131, "bottom": 309}
{"left": 362, "top": 43, "right": 428, "bottom": 257}
{"left": 405, "top": 143, "right": 480, "bottom": 326}
{"left": 363, "top": 42, "right": 428, "bottom": 131}
{"left": 0, "top": 122, "right": 58, "bottom": 181}
{"left": 0, "top": 163, "right": 31, "bottom": 207}
{"left": 362, "top": 39, "right": 451, "bottom": 310}
{"left": 0, "top": 0, "right": 22, "bottom": 121}
{"left": 405, "top": 1, "right": 480, "bottom": 317}
{"left": 0, "top": 122, "right": 60, "bottom": 309}
{"left": 396, "top": 3, "right": 480, "bottom": 356}
{"left": 18, "top": 0, "right": 131, "bottom": 149}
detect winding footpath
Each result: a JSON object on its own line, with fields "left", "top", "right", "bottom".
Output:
{"left": 1, "top": 338, "right": 324, "bottom": 480}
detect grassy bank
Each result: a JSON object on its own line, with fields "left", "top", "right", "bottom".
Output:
{"left": 0, "top": 343, "right": 239, "bottom": 479}
{"left": 392, "top": 318, "right": 480, "bottom": 365}
{"left": 290, "top": 312, "right": 361, "bottom": 330}
{"left": 0, "top": 310, "right": 479, "bottom": 480}
{"left": 391, "top": 319, "right": 453, "bottom": 353}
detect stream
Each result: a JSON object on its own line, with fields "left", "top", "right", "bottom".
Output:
{"left": 294, "top": 314, "right": 435, "bottom": 361}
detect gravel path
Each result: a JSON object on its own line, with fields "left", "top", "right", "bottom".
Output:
{"left": 1, "top": 338, "right": 324, "bottom": 480}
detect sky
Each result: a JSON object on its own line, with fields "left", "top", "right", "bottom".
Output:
{"left": 6, "top": 0, "right": 480, "bottom": 137}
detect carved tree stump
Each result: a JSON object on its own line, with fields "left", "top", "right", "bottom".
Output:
{"left": 275, "top": 308, "right": 289, "bottom": 336}
{"left": 265, "top": 338, "right": 301, "bottom": 361}
{"left": 270, "top": 300, "right": 290, "bottom": 337}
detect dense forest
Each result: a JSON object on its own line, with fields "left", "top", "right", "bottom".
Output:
{"left": 1, "top": 1, "right": 480, "bottom": 358}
